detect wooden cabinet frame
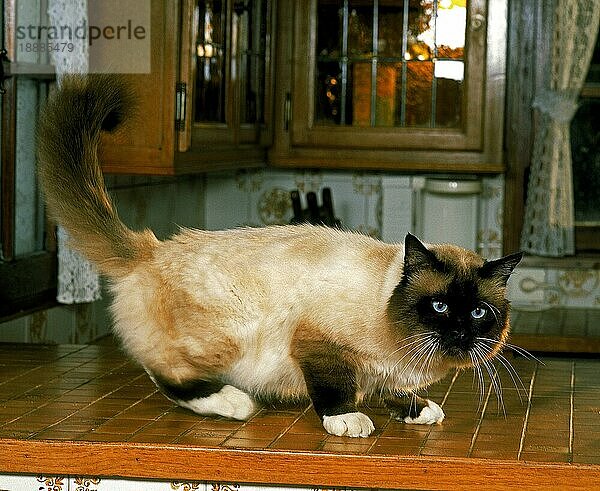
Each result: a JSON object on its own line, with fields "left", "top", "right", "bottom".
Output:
{"left": 270, "top": 0, "right": 507, "bottom": 172}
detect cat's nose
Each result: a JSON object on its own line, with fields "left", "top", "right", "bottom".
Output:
{"left": 451, "top": 329, "right": 468, "bottom": 340}
{"left": 450, "top": 330, "right": 472, "bottom": 351}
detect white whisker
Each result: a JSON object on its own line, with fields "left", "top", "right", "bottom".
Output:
{"left": 380, "top": 334, "right": 435, "bottom": 397}
{"left": 479, "top": 349, "right": 506, "bottom": 417}
{"left": 482, "top": 301, "right": 502, "bottom": 328}
{"left": 469, "top": 350, "right": 486, "bottom": 409}
{"left": 403, "top": 335, "right": 438, "bottom": 390}
{"left": 474, "top": 337, "right": 530, "bottom": 403}
{"left": 493, "top": 353, "right": 527, "bottom": 403}
{"left": 476, "top": 336, "right": 543, "bottom": 365}
{"left": 384, "top": 333, "right": 437, "bottom": 362}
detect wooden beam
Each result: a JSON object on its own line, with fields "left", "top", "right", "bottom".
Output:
{"left": 1, "top": 439, "right": 599, "bottom": 489}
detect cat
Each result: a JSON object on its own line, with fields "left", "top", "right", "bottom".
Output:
{"left": 37, "top": 75, "right": 523, "bottom": 438}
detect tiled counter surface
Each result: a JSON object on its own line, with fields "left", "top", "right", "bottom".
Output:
{"left": 0, "top": 343, "right": 599, "bottom": 490}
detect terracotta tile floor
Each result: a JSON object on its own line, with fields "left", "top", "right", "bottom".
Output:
{"left": 0, "top": 343, "right": 599, "bottom": 465}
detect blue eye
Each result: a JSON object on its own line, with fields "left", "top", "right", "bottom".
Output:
{"left": 471, "top": 307, "right": 487, "bottom": 319}
{"left": 432, "top": 301, "right": 448, "bottom": 313}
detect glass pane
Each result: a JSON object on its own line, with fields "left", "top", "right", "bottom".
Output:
{"left": 405, "top": 60, "right": 433, "bottom": 126}
{"left": 315, "top": 61, "right": 343, "bottom": 124}
{"left": 435, "top": 74, "right": 462, "bottom": 127}
{"left": 376, "top": 63, "right": 400, "bottom": 126}
{"left": 435, "top": 0, "right": 466, "bottom": 59}
{"left": 352, "top": 62, "right": 401, "bottom": 127}
{"left": 314, "top": 0, "right": 467, "bottom": 128}
{"left": 239, "top": 0, "right": 268, "bottom": 124}
{"left": 378, "top": 3, "right": 404, "bottom": 58}
{"left": 351, "top": 62, "right": 372, "bottom": 126}
{"left": 572, "top": 100, "right": 600, "bottom": 223}
{"left": 348, "top": 2, "right": 373, "bottom": 59}
{"left": 406, "top": 0, "right": 433, "bottom": 62}
{"left": 194, "top": 0, "right": 227, "bottom": 123}
{"left": 316, "top": 1, "right": 342, "bottom": 59}
{"left": 432, "top": 0, "right": 465, "bottom": 128}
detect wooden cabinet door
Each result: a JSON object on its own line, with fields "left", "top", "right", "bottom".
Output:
{"left": 174, "top": 0, "right": 275, "bottom": 172}
{"left": 100, "top": 0, "right": 178, "bottom": 175}
{"left": 271, "top": 0, "right": 507, "bottom": 172}
{"left": 98, "top": 0, "right": 271, "bottom": 175}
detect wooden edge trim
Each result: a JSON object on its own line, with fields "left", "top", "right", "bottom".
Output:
{"left": 509, "top": 334, "right": 600, "bottom": 354}
{"left": 1, "top": 439, "right": 598, "bottom": 489}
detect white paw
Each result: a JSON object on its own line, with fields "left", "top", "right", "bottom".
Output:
{"left": 180, "top": 384, "right": 256, "bottom": 420}
{"left": 404, "top": 399, "right": 445, "bottom": 425}
{"left": 322, "top": 412, "right": 375, "bottom": 438}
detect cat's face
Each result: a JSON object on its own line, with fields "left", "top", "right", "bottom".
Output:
{"left": 388, "top": 233, "right": 522, "bottom": 369}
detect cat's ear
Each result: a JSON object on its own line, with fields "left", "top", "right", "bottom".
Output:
{"left": 479, "top": 251, "right": 523, "bottom": 284}
{"left": 402, "top": 233, "right": 439, "bottom": 277}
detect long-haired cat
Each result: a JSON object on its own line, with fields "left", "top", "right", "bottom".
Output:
{"left": 37, "top": 75, "right": 522, "bottom": 438}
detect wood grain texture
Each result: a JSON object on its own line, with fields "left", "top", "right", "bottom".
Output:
{"left": 1, "top": 439, "right": 599, "bottom": 489}
{"left": 99, "top": 0, "right": 178, "bottom": 174}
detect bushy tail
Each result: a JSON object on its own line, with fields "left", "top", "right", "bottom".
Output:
{"left": 37, "top": 74, "right": 158, "bottom": 277}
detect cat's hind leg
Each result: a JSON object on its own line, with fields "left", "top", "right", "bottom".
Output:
{"left": 385, "top": 393, "right": 445, "bottom": 425}
{"left": 147, "top": 372, "right": 257, "bottom": 420}
{"left": 178, "top": 385, "right": 257, "bottom": 420}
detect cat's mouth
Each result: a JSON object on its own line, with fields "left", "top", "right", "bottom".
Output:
{"left": 440, "top": 336, "right": 506, "bottom": 369}
{"left": 439, "top": 317, "right": 512, "bottom": 369}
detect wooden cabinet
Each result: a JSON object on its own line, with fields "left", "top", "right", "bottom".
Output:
{"left": 101, "top": 0, "right": 274, "bottom": 175}
{"left": 101, "top": 0, "right": 507, "bottom": 175}
{"left": 269, "top": 0, "right": 507, "bottom": 172}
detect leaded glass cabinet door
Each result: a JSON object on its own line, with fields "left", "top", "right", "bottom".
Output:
{"left": 276, "top": 0, "right": 506, "bottom": 171}
{"left": 178, "top": 0, "right": 274, "bottom": 155}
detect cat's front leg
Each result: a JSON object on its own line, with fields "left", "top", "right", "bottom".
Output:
{"left": 293, "top": 340, "right": 374, "bottom": 438}
{"left": 385, "top": 393, "right": 445, "bottom": 425}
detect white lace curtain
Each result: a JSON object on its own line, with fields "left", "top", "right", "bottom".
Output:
{"left": 520, "top": 0, "right": 600, "bottom": 257}
{"left": 48, "top": 0, "right": 102, "bottom": 303}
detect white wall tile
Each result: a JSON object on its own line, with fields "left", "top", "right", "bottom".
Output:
{"left": 507, "top": 267, "right": 547, "bottom": 306}
{"left": 0, "top": 317, "right": 29, "bottom": 343}
{"left": 380, "top": 176, "right": 412, "bottom": 243}
{"left": 72, "top": 476, "right": 198, "bottom": 490}
{"left": 0, "top": 475, "right": 407, "bottom": 491}
{"left": 204, "top": 169, "right": 385, "bottom": 236}
{"left": 0, "top": 475, "right": 67, "bottom": 491}
{"left": 205, "top": 172, "right": 253, "bottom": 229}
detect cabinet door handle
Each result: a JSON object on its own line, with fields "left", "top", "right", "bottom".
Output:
{"left": 284, "top": 92, "right": 291, "bottom": 131}
{"left": 175, "top": 82, "right": 187, "bottom": 132}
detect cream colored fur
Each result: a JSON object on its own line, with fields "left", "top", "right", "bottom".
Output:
{"left": 110, "top": 225, "right": 447, "bottom": 400}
